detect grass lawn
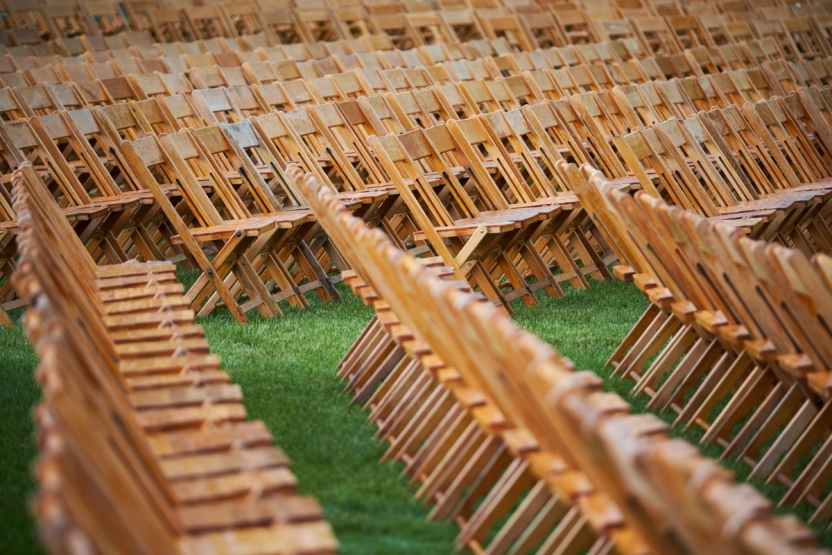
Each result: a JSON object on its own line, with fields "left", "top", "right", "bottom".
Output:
{"left": 1, "top": 274, "right": 829, "bottom": 553}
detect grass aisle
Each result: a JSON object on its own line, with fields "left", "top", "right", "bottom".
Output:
{"left": 0, "top": 309, "right": 41, "bottom": 555}
{"left": 1, "top": 275, "right": 830, "bottom": 552}
{"left": 195, "top": 286, "right": 460, "bottom": 555}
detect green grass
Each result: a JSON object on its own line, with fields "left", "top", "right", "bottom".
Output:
{"left": 1, "top": 275, "right": 829, "bottom": 553}
{"left": 0, "top": 307, "right": 42, "bottom": 555}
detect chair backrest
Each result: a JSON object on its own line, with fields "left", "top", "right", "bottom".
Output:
{"left": 258, "top": 8, "right": 305, "bottom": 45}
{"left": 184, "top": 5, "right": 234, "bottom": 39}
{"left": 190, "top": 87, "right": 245, "bottom": 124}
{"left": 44, "top": 3, "right": 95, "bottom": 39}
{"left": 14, "top": 84, "right": 83, "bottom": 118}
{"left": 483, "top": 108, "right": 567, "bottom": 195}
{"left": 517, "top": 12, "right": 566, "bottom": 49}
{"left": 386, "top": 90, "right": 439, "bottom": 130}
{"left": 0, "top": 120, "right": 91, "bottom": 208}
{"left": 190, "top": 122, "right": 287, "bottom": 212}
{"left": 221, "top": 0, "right": 265, "bottom": 37}
{"left": 351, "top": 95, "right": 406, "bottom": 137}
{"left": 82, "top": 0, "right": 130, "bottom": 35}
{"left": 0, "top": 87, "right": 28, "bottom": 121}
{"left": 126, "top": 73, "right": 170, "bottom": 100}
{"left": 129, "top": 97, "right": 178, "bottom": 136}
{"left": 256, "top": 109, "right": 364, "bottom": 193}
{"left": 31, "top": 109, "right": 124, "bottom": 199}
{"left": 149, "top": 7, "right": 193, "bottom": 43}
{"left": 447, "top": 115, "right": 538, "bottom": 204}
{"left": 307, "top": 102, "right": 389, "bottom": 187}
{"left": 405, "top": 11, "right": 456, "bottom": 45}
{"left": 250, "top": 82, "right": 297, "bottom": 113}
{"left": 294, "top": 6, "right": 341, "bottom": 43}
{"left": 156, "top": 93, "right": 208, "bottom": 131}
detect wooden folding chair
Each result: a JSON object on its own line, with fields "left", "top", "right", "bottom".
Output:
{"left": 294, "top": 7, "right": 341, "bottom": 43}
{"left": 126, "top": 97, "right": 180, "bottom": 138}
{"left": 552, "top": 9, "right": 600, "bottom": 45}
{"left": 0, "top": 119, "right": 142, "bottom": 263}
{"left": 127, "top": 72, "right": 183, "bottom": 100}
{"left": 438, "top": 8, "right": 485, "bottom": 42}
{"left": 184, "top": 5, "right": 234, "bottom": 39}
{"left": 257, "top": 9, "right": 305, "bottom": 45}
{"left": 309, "top": 166, "right": 822, "bottom": 553}
{"left": 190, "top": 123, "right": 343, "bottom": 303}
{"left": 385, "top": 89, "right": 442, "bottom": 130}
{"left": 371, "top": 126, "right": 564, "bottom": 312}
{"left": 459, "top": 78, "right": 520, "bottom": 112}
{"left": 30, "top": 109, "right": 171, "bottom": 263}
{"left": 741, "top": 37, "right": 785, "bottom": 65}
{"left": 709, "top": 70, "right": 755, "bottom": 106}
{"left": 191, "top": 87, "right": 248, "bottom": 124}
{"left": 9, "top": 0, "right": 51, "bottom": 40}
{"left": 761, "top": 60, "right": 804, "bottom": 95}
{"left": 405, "top": 11, "right": 457, "bottom": 45}
{"left": 594, "top": 17, "right": 640, "bottom": 45}
{"left": 517, "top": 12, "right": 566, "bottom": 49}
{"left": 188, "top": 64, "right": 249, "bottom": 89}
{"left": 750, "top": 20, "right": 800, "bottom": 61}
{"left": 477, "top": 11, "right": 534, "bottom": 52}
{"left": 82, "top": 1, "right": 130, "bottom": 36}
{"left": 331, "top": 5, "right": 379, "bottom": 39}
{"left": 148, "top": 7, "right": 193, "bottom": 43}
{"left": 783, "top": 17, "right": 832, "bottom": 60}
{"left": 122, "top": 1, "right": 162, "bottom": 34}
{"left": 220, "top": 0, "right": 266, "bottom": 37}
{"left": 371, "top": 14, "right": 416, "bottom": 49}
{"left": 14, "top": 83, "right": 87, "bottom": 117}
{"left": 44, "top": 3, "right": 96, "bottom": 39}
{"left": 13, "top": 162, "right": 339, "bottom": 554}
{"left": 477, "top": 109, "right": 613, "bottom": 283}
{"left": 577, "top": 165, "right": 832, "bottom": 529}
{"left": 118, "top": 131, "right": 315, "bottom": 323}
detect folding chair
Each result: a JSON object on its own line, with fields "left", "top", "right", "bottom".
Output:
{"left": 190, "top": 123, "right": 343, "bottom": 303}
{"left": 477, "top": 12, "right": 534, "bottom": 52}
{"left": 439, "top": 8, "right": 486, "bottom": 43}
{"left": 294, "top": 7, "right": 341, "bottom": 43}
{"left": 575, "top": 165, "right": 832, "bottom": 529}
{"left": 370, "top": 126, "right": 564, "bottom": 312}
{"left": 371, "top": 14, "right": 415, "bottom": 49}
{"left": 14, "top": 83, "right": 87, "bottom": 117}
{"left": 44, "top": 3, "right": 96, "bottom": 39}
{"left": 81, "top": 1, "right": 130, "bottom": 36}
{"left": 258, "top": 9, "right": 305, "bottom": 45}
{"left": 148, "top": 7, "right": 193, "bottom": 43}
{"left": 189, "top": 64, "right": 249, "bottom": 89}
{"left": 594, "top": 18, "right": 640, "bottom": 45}
{"left": 184, "top": 5, "right": 234, "bottom": 39}
{"left": 13, "top": 162, "right": 338, "bottom": 553}
{"left": 331, "top": 5, "right": 379, "bottom": 39}
{"left": 783, "top": 17, "right": 832, "bottom": 60}
{"left": 0, "top": 119, "right": 141, "bottom": 264}
{"left": 312, "top": 165, "right": 820, "bottom": 552}
{"left": 30, "top": 109, "right": 169, "bottom": 263}
{"left": 405, "top": 11, "right": 457, "bottom": 45}
{"left": 552, "top": 9, "right": 600, "bottom": 44}
{"left": 751, "top": 20, "right": 800, "bottom": 61}
{"left": 220, "top": 0, "right": 266, "bottom": 37}
{"left": 119, "top": 131, "right": 317, "bottom": 323}
{"left": 517, "top": 12, "right": 566, "bottom": 49}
